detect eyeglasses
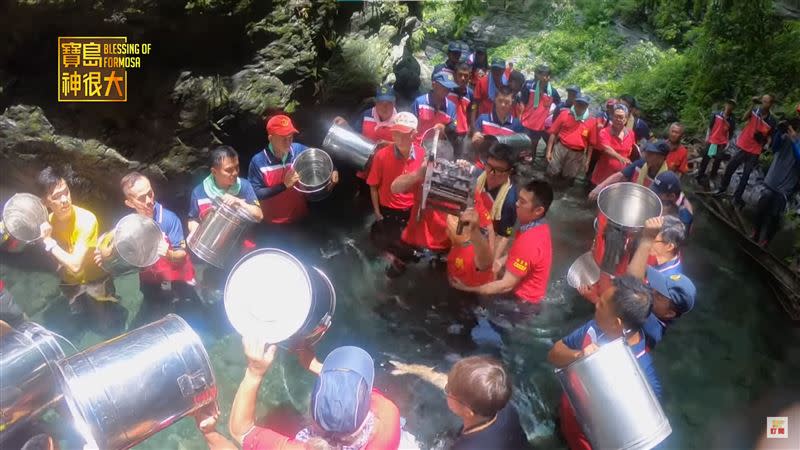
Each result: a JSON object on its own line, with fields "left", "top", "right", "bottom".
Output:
{"left": 485, "top": 163, "right": 511, "bottom": 174}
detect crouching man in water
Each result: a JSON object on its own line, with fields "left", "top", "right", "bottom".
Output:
{"left": 548, "top": 275, "right": 661, "bottom": 450}
{"left": 388, "top": 355, "right": 530, "bottom": 449}
{"left": 450, "top": 180, "right": 553, "bottom": 316}
{"left": 120, "top": 172, "right": 199, "bottom": 322}
{"left": 36, "top": 167, "right": 123, "bottom": 329}
{"left": 229, "top": 340, "right": 402, "bottom": 449}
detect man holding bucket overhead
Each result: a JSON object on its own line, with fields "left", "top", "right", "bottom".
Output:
{"left": 248, "top": 114, "right": 339, "bottom": 225}
{"left": 119, "top": 172, "right": 198, "bottom": 308}
{"left": 229, "top": 341, "right": 402, "bottom": 449}
{"left": 36, "top": 167, "right": 117, "bottom": 310}
{"left": 548, "top": 275, "right": 662, "bottom": 450}
{"left": 588, "top": 140, "right": 670, "bottom": 201}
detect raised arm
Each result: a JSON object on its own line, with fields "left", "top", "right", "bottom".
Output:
{"left": 229, "top": 338, "right": 277, "bottom": 444}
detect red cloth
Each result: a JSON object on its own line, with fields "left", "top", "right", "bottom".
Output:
{"left": 550, "top": 109, "right": 590, "bottom": 151}
{"left": 666, "top": 145, "right": 689, "bottom": 174}
{"left": 367, "top": 144, "right": 424, "bottom": 210}
{"left": 520, "top": 84, "right": 555, "bottom": 131}
{"left": 447, "top": 243, "right": 494, "bottom": 287}
{"left": 505, "top": 223, "right": 552, "bottom": 303}
{"left": 139, "top": 240, "right": 195, "bottom": 285}
{"left": 401, "top": 186, "right": 450, "bottom": 251}
{"left": 707, "top": 114, "right": 732, "bottom": 145}
{"left": 591, "top": 127, "right": 635, "bottom": 185}
{"left": 0, "top": 279, "right": 4, "bottom": 291}
{"left": 473, "top": 76, "right": 494, "bottom": 115}
{"left": 736, "top": 112, "right": 772, "bottom": 155}
{"left": 559, "top": 393, "right": 593, "bottom": 450}
{"left": 474, "top": 188, "right": 495, "bottom": 229}
{"left": 242, "top": 390, "right": 401, "bottom": 450}
{"left": 447, "top": 91, "right": 472, "bottom": 135}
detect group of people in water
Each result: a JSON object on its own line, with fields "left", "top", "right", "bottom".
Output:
{"left": 2, "top": 37, "right": 799, "bottom": 450}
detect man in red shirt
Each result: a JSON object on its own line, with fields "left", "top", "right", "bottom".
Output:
{"left": 473, "top": 59, "right": 508, "bottom": 115}
{"left": 546, "top": 95, "right": 591, "bottom": 182}
{"left": 450, "top": 180, "right": 553, "bottom": 307}
{"left": 696, "top": 99, "right": 736, "bottom": 184}
{"left": 449, "top": 62, "right": 476, "bottom": 160}
{"left": 716, "top": 94, "right": 777, "bottom": 207}
{"left": 229, "top": 340, "right": 401, "bottom": 450}
{"left": 367, "top": 112, "right": 424, "bottom": 224}
{"left": 664, "top": 122, "right": 689, "bottom": 175}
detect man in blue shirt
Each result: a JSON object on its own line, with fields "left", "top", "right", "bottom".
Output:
{"left": 651, "top": 171, "right": 694, "bottom": 231}
{"left": 752, "top": 113, "right": 800, "bottom": 247}
{"left": 433, "top": 41, "right": 462, "bottom": 77}
{"left": 627, "top": 216, "right": 697, "bottom": 350}
{"left": 548, "top": 275, "right": 660, "bottom": 450}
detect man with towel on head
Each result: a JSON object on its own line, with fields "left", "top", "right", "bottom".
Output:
{"left": 473, "top": 58, "right": 508, "bottom": 116}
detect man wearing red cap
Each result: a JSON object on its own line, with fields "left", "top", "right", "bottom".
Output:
{"left": 248, "top": 115, "right": 339, "bottom": 225}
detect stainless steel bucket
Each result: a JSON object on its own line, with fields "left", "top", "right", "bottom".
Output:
{"left": 592, "top": 182, "right": 662, "bottom": 275}
{"left": 485, "top": 132, "right": 532, "bottom": 150}
{"left": 97, "top": 214, "right": 163, "bottom": 276}
{"left": 293, "top": 148, "right": 334, "bottom": 202}
{"left": 2, "top": 193, "right": 48, "bottom": 244}
{"left": 322, "top": 123, "right": 378, "bottom": 170}
{"left": 0, "top": 322, "right": 66, "bottom": 443}
{"left": 555, "top": 338, "right": 671, "bottom": 450}
{"left": 56, "top": 314, "right": 217, "bottom": 450}
{"left": 567, "top": 251, "right": 602, "bottom": 289}
{"left": 224, "top": 248, "right": 335, "bottom": 348}
{"left": 188, "top": 199, "right": 259, "bottom": 268}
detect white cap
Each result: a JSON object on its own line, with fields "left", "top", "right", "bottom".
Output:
{"left": 390, "top": 111, "right": 418, "bottom": 133}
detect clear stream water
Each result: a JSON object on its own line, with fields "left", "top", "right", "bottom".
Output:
{"left": 1, "top": 183, "right": 799, "bottom": 450}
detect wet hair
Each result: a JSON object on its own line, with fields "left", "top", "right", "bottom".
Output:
{"left": 447, "top": 356, "right": 512, "bottom": 417}
{"left": 120, "top": 171, "right": 147, "bottom": 196}
{"left": 36, "top": 166, "right": 67, "bottom": 198}
{"left": 669, "top": 122, "right": 685, "bottom": 133}
{"left": 619, "top": 94, "right": 637, "bottom": 109}
{"left": 611, "top": 275, "right": 653, "bottom": 330}
{"left": 487, "top": 143, "right": 515, "bottom": 168}
{"left": 21, "top": 434, "right": 53, "bottom": 450}
{"left": 509, "top": 70, "right": 525, "bottom": 86}
{"left": 659, "top": 215, "right": 686, "bottom": 249}
{"left": 210, "top": 145, "right": 238, "bottom": 169}
{"left": 522, "top": 179, "right": 554, "bottom": 214}
{"left": 496, "top": 85, "right": 514, "bottom": 97}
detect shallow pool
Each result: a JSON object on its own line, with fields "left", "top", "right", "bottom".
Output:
{"left": 2, "top": 184, "right": 799, "bottom": 449}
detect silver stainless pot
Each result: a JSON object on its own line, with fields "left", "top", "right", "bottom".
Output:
{"left": 97, "top": 214, "right": 163, "bottom": 276}
{"left": 188, "top": 198, "right": 259, "bottom": 268}
{"left": 322, "top": 123, "right": 378, "bottom": 170}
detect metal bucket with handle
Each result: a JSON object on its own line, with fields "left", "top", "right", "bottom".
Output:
{"left": 0, "top": 322, "right": 66, "bottom": 443}
{"left": 592, "top": 182, "right": 662, "bottom": 275}
{"left": 188, "top": 198, "right": 259, "bottom": 268}
{"left": 224, "top": 248, "right": 335, "bottom": 348}
{"left": 555, "top": 337, "right": 671, "bottom": 449}
{"left": 322, "top": 123, "right": 378, "bottom": 170}
{"left": 2, "top": 193, "right": 48, "bottom": 252}
{"left": 97, "top": 214, "right": 163, "bottom": 276}
{"left": 293, "top": 148, "right": 334, "bottom": 202}
{"left": 57, "top": 314, "right": 217, "bottom": 450}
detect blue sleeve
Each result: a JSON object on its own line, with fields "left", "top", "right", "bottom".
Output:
{"left": 679, "top": 208, "right": 693, "bottom": 231}
{"left": 642, "top": 314, "right": 664, "bottom": 350}
{"left": 474, "top": 115, "right": 484, "bottom": 133}
{"left": 562, "top": 322, "right": 591, "bottom": 350}
{"left": 239, "top": 179, "right": 259, "bottom": 205}
{"left": 165, "top": 214, "right": 185, "bottom": 249}
{"left": 494, "top": 188, "right": 517, "bottom": 237}
{"left": 511, "top": 118, "right": 525, "bottom": 133}
{"left": 621, "top": 160, "right": 641, "bottom": 179}
{"left": 248, "top": 158, "right": 266, "bottom": 192}
{"left": 792, "top": 138, "right": 800, "bottom": 161}
{"left": 412, "top": 98, "right": 420, "bottom": 116}
{"left": 643, "top": 363, "right": 663, "bottom": 399}
{"left": 634, "top": 119, "right": 651, "bottom": 141}
{"left": 188, "top": 187, "right": 200, "bottom": 220}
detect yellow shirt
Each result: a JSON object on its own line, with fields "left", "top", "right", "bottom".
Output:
{"left": 50, "top": 205, "right": 106, "bottom": 284}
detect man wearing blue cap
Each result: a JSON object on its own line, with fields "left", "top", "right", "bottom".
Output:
{"left": 474, "top": 58, "right": 508, "bottom": 115}
{"left": 229, "top": 340, "right": 402, "bottom": 449}
{"left": 335, "top": 84, "right": 398, "bottom": 147}
{"left": 651, "top": 171, "right": 694, "bottom": 230}
{"left": 628, "top": 216, "right": 697, "bottom": 349}
{"left": 433, "top": 41, "right": 463, "bottom": 76}
{"left": 412, "top": 71, "right": 458, "bottom": 139}
{"left": 589, "top": 139, "right": 670, "bottom": 200}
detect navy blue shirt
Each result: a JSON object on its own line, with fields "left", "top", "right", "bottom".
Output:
{"left": 474, "top": 110, "right": 525, "bottom": 135}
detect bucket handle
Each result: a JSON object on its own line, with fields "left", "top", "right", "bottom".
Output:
{"left": 178, "top": 372, "right": 210, "bottom": 398}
